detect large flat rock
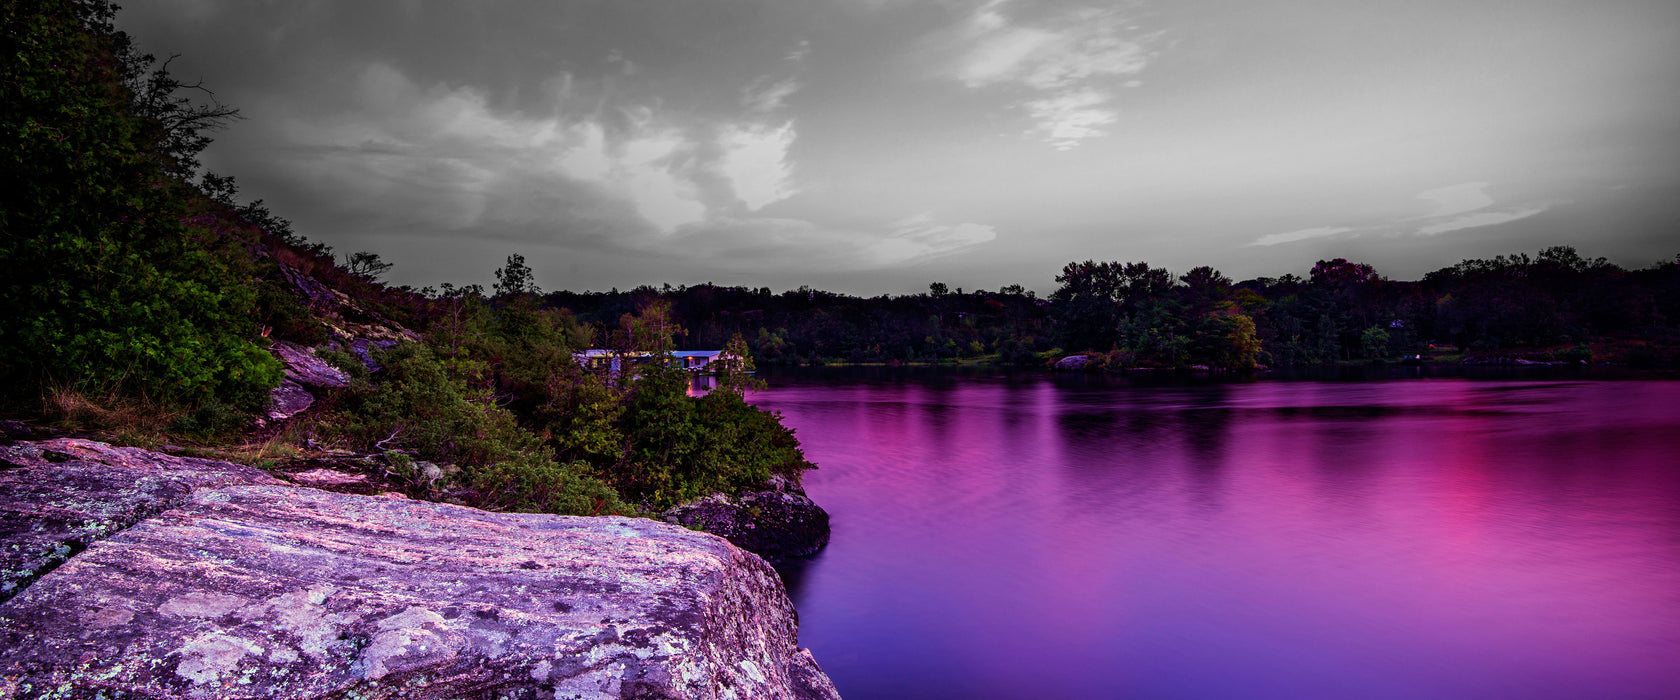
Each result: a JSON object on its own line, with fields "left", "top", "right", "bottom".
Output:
{"left": 0, "top": 439, "right": 285, "bottom": 603}
{"left": 0, "top": 480, "right": 838, "bottom": 699}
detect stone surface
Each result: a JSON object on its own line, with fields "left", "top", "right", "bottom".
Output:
{"left": 337, "top": 337, "right": 399, "bottom": 373}
{"left": 0, "top": 439, "right": 284, "bottom": 604}
{"left": 0, "top": 442, "right": 838, "bottom": 700}
{"left": 275, "top": 259, "right": 420, "bottom": 348}
{"left": 265, "top": 378, "right": 316, "bottom": 422}
{"left": 1053, "top": 354, "right": 1090, "bottom": 371}
{"left": 270, "top": 341, "right": 351, "bottom": 389}
{"left": 663, "top": 490, "right": 831, "bottom": 561}
{"left": 264, "top": 342, "right": 355, "bottom": 424}
{"left": 286, "top": 468, "right": 369, "bottom": 486}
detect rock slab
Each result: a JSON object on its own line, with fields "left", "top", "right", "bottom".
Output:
{"left": 0, "top": 439, "right": 284, "bottom": 604}
{"left": 0, "top": 442, "right": 837, "bottom": 700}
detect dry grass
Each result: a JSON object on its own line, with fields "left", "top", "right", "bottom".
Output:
{"left": 193, "top": 420, "right": 318, "bottom": 469}
{"left": 43, "top": 387, "right": 182, "bottom": 445}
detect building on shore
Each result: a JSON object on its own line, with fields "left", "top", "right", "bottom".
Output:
{"left": 573, "top": 349, "right": 739, "bottom": 375}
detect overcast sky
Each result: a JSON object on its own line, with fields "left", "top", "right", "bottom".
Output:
{"left": 120, "top": 0, "right": 1680, "bottom": 295}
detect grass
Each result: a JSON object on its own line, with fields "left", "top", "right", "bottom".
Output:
{"left": 43, "top": 387, "right": 182, "bottom": 448}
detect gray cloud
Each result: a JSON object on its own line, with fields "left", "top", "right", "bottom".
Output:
{"left": 113, "top": 0, "right": 1680, "bottom": 293}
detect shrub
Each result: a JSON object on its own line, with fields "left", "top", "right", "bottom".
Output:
{"left": 0, "top": 0, "right": 281, "bottom": 416}
{"left": 325, "top": 342, "right": 631, "bottom": 516}
{"left": 614, "top": 363, "right": 812, "bottom": 509}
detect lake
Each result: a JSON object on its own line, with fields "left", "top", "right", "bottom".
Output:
{"left": 749, "top": 368, "right": 1680, "bottom": 700}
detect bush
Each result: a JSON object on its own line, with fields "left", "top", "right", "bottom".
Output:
{"left": 614, "top": 363, "right": 812, "bottom": 508}
{"left": 1555, "top": 343, "right": 1594, "bottom": 364}
{"left": 325, "top": 342, "right": 631, "bottom": 516}
{"left": 0, "top": 0, "right": 281, "bottom": 415}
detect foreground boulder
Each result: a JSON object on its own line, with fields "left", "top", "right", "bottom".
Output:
{"left": 0, "top": 439, "right": 285, "bottom": 604}
{"left": 0, "top": 441, "right": 838, "bottom": 699}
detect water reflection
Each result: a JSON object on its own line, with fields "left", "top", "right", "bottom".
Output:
{"left": 758, "top": 373, "right": 1680, "bottom": 700}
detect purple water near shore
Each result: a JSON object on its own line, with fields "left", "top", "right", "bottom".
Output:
{"left": 752, "top": 370, "right": 1680, "bottom": 700}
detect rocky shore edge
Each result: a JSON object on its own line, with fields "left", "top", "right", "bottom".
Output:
{"left": 0, "top": 437, "right": 838, "bottom": 699}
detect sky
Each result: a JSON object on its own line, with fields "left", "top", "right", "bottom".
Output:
{"left": 118, "top": 0, "right": 1680, "bottom": 296}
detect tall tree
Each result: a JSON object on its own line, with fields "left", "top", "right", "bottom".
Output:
{"left": 493, "top": 253, "right": 540, "bottom": 298}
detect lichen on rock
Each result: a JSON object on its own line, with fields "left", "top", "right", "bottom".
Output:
{"left": 0, "top": 440, "right": 838, "bottom": 699}
{"left": 0, "top": 439, "right": 282, "bottom": 604}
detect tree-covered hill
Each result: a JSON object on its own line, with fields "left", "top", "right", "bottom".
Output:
{"left": 1, "top": 0, "right": 814, "bottom": 519}
{"left": 541, "top": 247, "right": 1678, "bottom": 371}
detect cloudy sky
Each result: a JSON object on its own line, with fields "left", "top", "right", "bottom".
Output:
{"left": 120, "top": 0, "right": 1679, "bottom": 295}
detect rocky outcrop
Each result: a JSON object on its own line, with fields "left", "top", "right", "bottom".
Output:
{"left": 261, "top": 258, "right": 420, "bottom": 425}
{"left": 264, "top": 341, "right": 356, "bottom": 423}
{"left": 0, "top": 440, "right": 838, "bottom": 699}
{"left": 0, "top": 439, "right": 285, "bottom": 604}
{"left": 663, "top": 478, "right": 830, "bottom": 561}
{"left": 1053, "top": 354, "right": 1091, "bottom": 372}
{"left": 264, "top": 379, "right": 317, "bottom": 422}
{"left": 271, "top": 341, "right": 352, "bottom": 389}
{"left": 335, "top": 337, "right": 399, "bottom": 373}
{"left": 274, "top": 261, "right": 418, "bottom": 346}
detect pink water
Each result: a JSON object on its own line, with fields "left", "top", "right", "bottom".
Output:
{"left": 752, "top": 373, "right": 1680, "bottom": 699}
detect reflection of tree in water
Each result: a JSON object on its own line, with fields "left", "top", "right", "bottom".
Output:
{"left": 1180, "top": 387, "right": 1235, "bottom": 513}
{"left": 1052, "top": 397, "right": 1173, "bottom": 520}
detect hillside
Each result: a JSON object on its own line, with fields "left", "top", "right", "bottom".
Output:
{"left": 1, "top": 1, "right": 822, "bottom": 530}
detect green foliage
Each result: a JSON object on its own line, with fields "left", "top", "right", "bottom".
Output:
{"left": 326, "top": 343, "right": 630, "bottom": 516}
{"left": 542, "top": 372, "right": 627, "bottom": 464}
{"left": 615, "top": 362, "right": 811, "bottom": 508}
{"left": 316, "top": 348, "right": 369, "bottom": 381}
{"left": 1360, "top": 326, "right": 1391, "bottom": 360}
{"left": 1555, "top": 343, "right": 1594, "bottom": 364}
{"left": 0, "top": 0, "right": 281, "bottom": 414}
{"left": 254, "top": 278, "right": 329, "bottom": 345}
{"left": 467, "top": 456, "right": 629, "bottom": 516}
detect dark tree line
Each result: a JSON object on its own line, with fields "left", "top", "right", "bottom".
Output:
{"left": 521, "top": 246, "right": 1677, "bottom": 370}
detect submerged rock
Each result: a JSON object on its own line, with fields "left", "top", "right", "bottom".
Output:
{"left": 663, "top": 487, "right": 831, "bottom": 561}
{"left": 0, "top": 440, "right": 837, "bottom": 700}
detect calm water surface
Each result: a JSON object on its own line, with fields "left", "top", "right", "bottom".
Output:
{"left": 750, "top": 370, "right": 1680, "bottom": 700}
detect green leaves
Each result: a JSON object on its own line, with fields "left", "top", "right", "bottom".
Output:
{"left": 1, "top": 0, "right": 280, "bottom": 419}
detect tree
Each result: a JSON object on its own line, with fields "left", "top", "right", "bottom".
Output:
{"left": 1360, "top": 326, "right": 1391, "bottom": 359}
{"left": 714, "top": 333, "right": 762, "bottom": 394}
{"left": 96, "top": 5, "right": 241, "bottom": 180}
{"left": 1180, "top": 266, "right": 1232, "bottom": 315}
{"left": 929, "top": 282, "right": 950, "bottom": 297}
{"left": 613, "top": 298, "right": 683, "bottom": 354}
{"left": 344, "top": 251, "right": 394, "bottom": 282}
{"left": 1050, "top": 260, "right": 1125, "bottom": 351}
{"left": 0, "top": 0, "right": 281, "bottom": 414}
{"left": 494, "top": 253, "right": 540, "bottom": 297}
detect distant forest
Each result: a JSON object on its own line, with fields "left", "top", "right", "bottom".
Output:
{"left": 532, "top": 248, "right": 1680, "bottom": 370}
